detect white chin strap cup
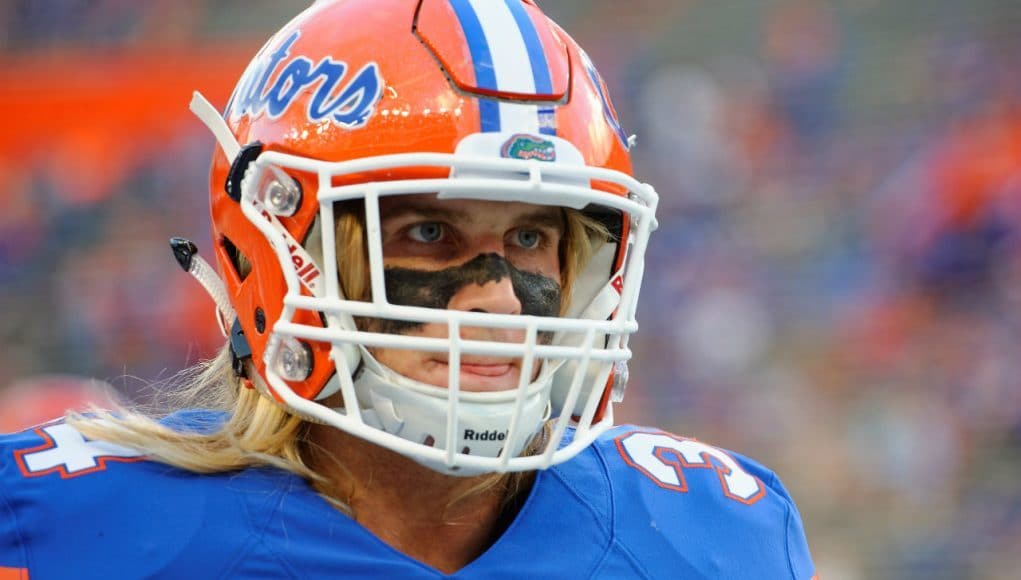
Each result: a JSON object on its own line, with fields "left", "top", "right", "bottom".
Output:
{"left": 350, "top": 353, "right": 553, "bottom": 476}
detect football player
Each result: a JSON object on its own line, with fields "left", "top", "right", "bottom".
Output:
{"left": 0, "top": 1, "right": 817, "bottom": 577}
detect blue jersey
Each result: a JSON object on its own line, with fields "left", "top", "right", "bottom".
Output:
{"left": 0, "top": 412, "right": 816, "bottom": 579}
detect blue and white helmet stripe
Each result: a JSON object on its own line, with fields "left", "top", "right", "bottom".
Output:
{"left": 503, "top": 0, "right": 552, "bottom": 95}
{"left": 449, "top": 0, "right": 557, "bottom": 135}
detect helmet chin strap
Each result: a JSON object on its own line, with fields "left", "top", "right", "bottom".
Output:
{"left": 190, "top": 91, "right": 241, "bottom": 161}
{"left": 168, "top": 237, "right": 237, "bottom": 337}
{"left": 165, "top": 93, "right": 245, "bottom": 340}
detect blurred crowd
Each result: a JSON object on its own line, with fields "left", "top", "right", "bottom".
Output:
{"left": 3, "top": 1, "right": 1021, "bottom": 578}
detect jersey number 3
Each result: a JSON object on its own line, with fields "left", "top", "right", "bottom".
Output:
{"left": 615, "top": 431, "right": 765, "bottom": 505}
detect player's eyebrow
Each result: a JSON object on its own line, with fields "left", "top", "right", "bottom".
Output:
{"left": 380, "top": 199, "right": 473, "bottom": 224}
{"left": 518, "top": 208, "right": 567, "bottom": 232}
{"left": 381, "top": 198, "right": 565, "bottom": 231}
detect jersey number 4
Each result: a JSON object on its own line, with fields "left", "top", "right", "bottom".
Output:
{"left": 14, "top": 423, "right": 146, "bottom": 479}
{"left": 615, "top": 431, "right": 765, "bottom": 505}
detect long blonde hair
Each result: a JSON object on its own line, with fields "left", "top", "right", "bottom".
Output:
{"left": 70, "top": 204, "right": 612, "bottom": 505}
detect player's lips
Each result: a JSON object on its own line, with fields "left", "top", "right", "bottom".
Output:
{"left": 432, "top": 358, "right": 519, "bottom": 388}
{"left": 459, "top": 363, "right": 513, "bottom": 377}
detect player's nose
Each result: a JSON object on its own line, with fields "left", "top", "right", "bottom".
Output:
{"left": 447, "top": 276, "right": 522, "bottom": 316}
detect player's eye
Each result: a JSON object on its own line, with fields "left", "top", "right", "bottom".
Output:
{"left": 407, "top": 222, "right": 445, "bottom": 243}
{"left": 512, "top": 228, "right": 542, "bottom": 249}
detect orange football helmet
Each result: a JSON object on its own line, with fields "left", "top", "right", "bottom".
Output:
{"left": 190, "top": 0, "right": 658, "bottom": 474}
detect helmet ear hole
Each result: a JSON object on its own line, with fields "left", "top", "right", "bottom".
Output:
{"left": 254, "top": 308, "right": 266, "bottom": 333}
{"left": 221, "top": 236, "right": 251, "bottom": 282}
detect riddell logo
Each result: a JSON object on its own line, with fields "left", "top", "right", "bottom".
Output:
{"left": 254, "top": 201, "right": 321, "bottom": 293}
{"left": 463, "top": 429, "right": 507, "bottom": 442}
{"left": 287, "top": 243, "right": 321, "bottom": 288}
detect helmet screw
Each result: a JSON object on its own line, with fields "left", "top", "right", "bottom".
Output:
{"left": 610, "top": 361, "right": 629, "bottom": 403}
{"left": 254, "top": 308, "right": 266, "bottom": 333}
{"left": 264, "top": 176, "right": 302, "bottom": 217}
{"left": 277, "top": 339, "right": 313, "bottom": 381}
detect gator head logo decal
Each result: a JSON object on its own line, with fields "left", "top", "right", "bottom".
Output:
{"left": 501, "top": 134, "right": 557, "bottom": 162}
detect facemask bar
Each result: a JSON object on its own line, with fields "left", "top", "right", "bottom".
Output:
{"left": 239, "top": 147, "right": 657, "bottom": 473}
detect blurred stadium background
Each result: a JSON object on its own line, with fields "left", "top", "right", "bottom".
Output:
{"left": 3, "top": 0, "right": 1021, "bottom": 577}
